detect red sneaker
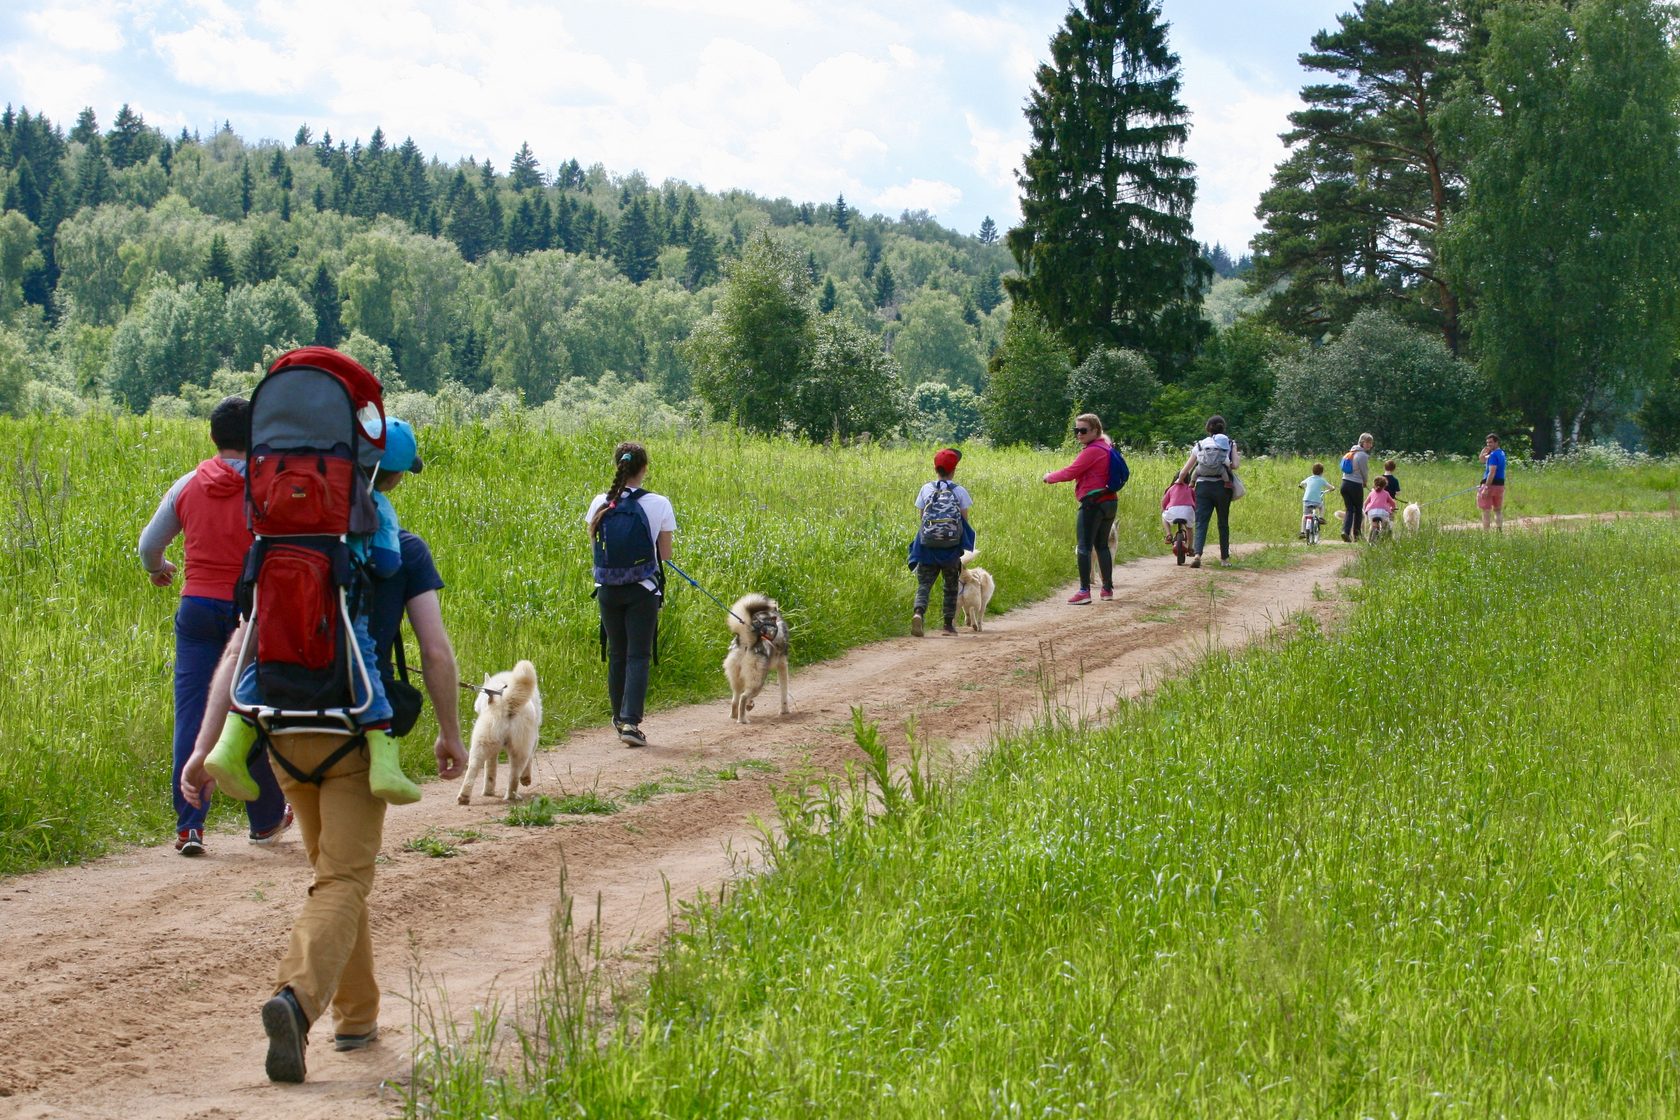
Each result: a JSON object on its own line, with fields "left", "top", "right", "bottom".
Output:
{"left": 1099, "top": 589, "right": 1113, "bottom": 601}
{"left": 250, "top": 804, "right": 295, "bottom": 846}
{"left": 1067, "top": 590, "right": 1092, "bottom": 605}
{"left": 174, "top": 829, "right": 204, "bottom": 856}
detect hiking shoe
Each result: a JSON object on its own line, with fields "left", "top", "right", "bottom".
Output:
{"left": 1067, "top": 590, "right": 1092, "bottom": 605}
{"left": 174, "top": 829, "right": 205, "bottom": 857}
{"left": 262, "top": 987, "right": 309, "bottom": 1084}
{"left": 910, "top": 613, "right": 924, "bottom": 637}
{"left": 1219, "top": 558, "right": 1232, "bottom": 568}
{"left": 1099, "top": 588, "right": 1113, "bottom": 601}
{"left": 618, "top": 724, "right": 649, "bottom": 748}
{"left": 334, "top": 1026, "right": 380, "bottom": 1052}
{"left": 941, "top": 622, "right": 959, "bottom": 635}
{"left": 1189, "top": 555, "right": 1202, "bottom": 569}
{"left": 249, "top": 803, "right": 294, "bottom": 845}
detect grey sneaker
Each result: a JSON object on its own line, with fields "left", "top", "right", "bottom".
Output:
{"left": 1189, "top": 555, "right": 1202, "bottom": 569}
{"left": 910, "top": 613, "right": 924, "bottom": 637}
{"left": 618, "top": 724, "right": 649, "bottom": 748}
{"left": 262, "top": 987, "right": 309, "bottom": 1084}
{"left": 334, "top": 1026, "right": 380, "bottom": 1052}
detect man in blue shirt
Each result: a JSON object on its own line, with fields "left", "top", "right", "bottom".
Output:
{"left": 1478, "top": 432, "right": 1508, "bottom": 532}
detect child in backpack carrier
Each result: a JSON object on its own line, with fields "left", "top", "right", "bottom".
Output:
{"left": 203, "top": 421, "right": 425, "bottom": 807}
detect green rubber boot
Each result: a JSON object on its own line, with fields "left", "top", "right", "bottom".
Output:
{"left": 366, "top": 730, "right": 421, "bottom": 805}
{"left": 203, "top": 715, "right": 260, "bottom": 801}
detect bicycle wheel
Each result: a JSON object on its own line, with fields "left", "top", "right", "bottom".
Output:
{"left": 1305, "top": 512, "right": 1319, "bottom": 545}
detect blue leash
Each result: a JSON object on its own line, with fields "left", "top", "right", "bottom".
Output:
{"left": 663, "top": 559, "right": 746, "bottom": 624}
{"left": 1417, "top": 483, "right": 1482, "bottom": 508}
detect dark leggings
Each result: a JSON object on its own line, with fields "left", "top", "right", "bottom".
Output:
{"left": 1193, "top": 479, "right": 1231, "bottom": 559}
{"left": 1075, "top": 499, "right": 1117, "bottom": 590}
{"left": 1340, "top": 479, "right": 1365, "bottom": 540}
{"left": 597, "top": 583, "right": 660, "bottom": 725}
{"left": 914, "top": 561, "right": 960, "bottom": 624}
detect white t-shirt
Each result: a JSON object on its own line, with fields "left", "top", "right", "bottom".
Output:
{"left": 916, "top": 480, "right": 973, "bottom": 512}
{"left": 584, "top": 489, "right": 677, "bottom": 593}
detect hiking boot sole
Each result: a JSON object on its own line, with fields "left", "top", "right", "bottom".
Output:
{"left": 334, "top": 1026, "right": 380, "bottom": 1052}
{"left": 262, "top": 991, "right": 308, "bottom": 1084}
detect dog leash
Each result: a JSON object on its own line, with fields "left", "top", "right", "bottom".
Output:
{"left": 1416, "top": 483, "right": 1482, "bottom": 508}
{"left": 662, "top": 559, "right": 747, "bottom": 624}
{"left": 411, "top": 666, "right": 505, "bottom": 699}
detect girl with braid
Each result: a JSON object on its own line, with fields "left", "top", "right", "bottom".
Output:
{"left": 583, "top": 442, "right": 676, "bottom": 747}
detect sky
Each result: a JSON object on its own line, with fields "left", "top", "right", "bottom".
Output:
{"left": 0, "top": 0, "right": 1351, "bottom": 255}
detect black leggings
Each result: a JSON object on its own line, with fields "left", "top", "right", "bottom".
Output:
{"left": 1340, "top": 479, "right": 1365, "bottom": 540}
{"left": 1075, "top": 499, "right": 1117, "bottom": 591}
{"left": 597, "top": 583, "right": 660, "bottom": 725}
{"left": 1193, "top": 479, "right": 1231, "bottom": 559}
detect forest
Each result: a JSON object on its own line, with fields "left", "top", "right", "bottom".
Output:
{"left": 3, "top": 0, "right": 1680, "bottom": 458}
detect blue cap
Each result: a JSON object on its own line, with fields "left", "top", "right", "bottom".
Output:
{"left": 379, "top": 418, "right": 423, "bottom": 474}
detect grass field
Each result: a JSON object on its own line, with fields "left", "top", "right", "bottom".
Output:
{"left": 1, "top": 414, "right": 1674, "bottom": 874}
{"left": 413, "top": 519, "right": 1680, "bottom": 1119}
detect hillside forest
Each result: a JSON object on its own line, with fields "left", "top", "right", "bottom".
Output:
{"left": 1, "top": 0, "right": 1678, "bottom": 457}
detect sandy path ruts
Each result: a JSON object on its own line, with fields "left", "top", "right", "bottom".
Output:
{"left": 0, "top": 545, "right": 1354, "bottom": 1119}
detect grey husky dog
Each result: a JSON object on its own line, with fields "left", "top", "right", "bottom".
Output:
{"left": 724, "top": 593, "right": 790, "bottom": 724}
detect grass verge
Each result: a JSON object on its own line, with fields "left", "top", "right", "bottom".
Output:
{"left": 413, "top": 520, "right": 1680, "bottom": 1118}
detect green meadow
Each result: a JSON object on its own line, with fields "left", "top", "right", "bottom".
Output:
{"left": 0, "top": 414, "right": 1674, "bottom": 875}
{"left": 415, "top": 519, "right": 1680, "bottom": 1119}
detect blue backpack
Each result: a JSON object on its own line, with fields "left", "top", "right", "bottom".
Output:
{"left": 1086, "top": 443, "right": 1130, "bottom": 501}
{"left": 592, "top": 489, "right": 661, "bottom": 587}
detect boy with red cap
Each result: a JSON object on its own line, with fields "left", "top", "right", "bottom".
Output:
{"left": 907, "top": 448, "right": 975, "bottom": 636}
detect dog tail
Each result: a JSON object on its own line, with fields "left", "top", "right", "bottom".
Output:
{"left": 501, "top": 660, "right": 539, "bottom": 714}
{"left": 728, "top": 593, "right": 775, "bottom": 643}
{"left": 958, "top": 549, "right": 978, "bottom": 567}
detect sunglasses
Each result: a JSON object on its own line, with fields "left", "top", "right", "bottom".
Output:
{"left": 1073, "top": 427, "right": 1089, "bottom": 435}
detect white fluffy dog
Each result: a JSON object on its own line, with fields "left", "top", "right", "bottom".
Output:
{"left": 457, "top": 660, "right": 542, "bottom": 804}
{"left": 724, "top": 593, "right": 790, "bottom": 724}
{"left": 956, "top": 549, "right": 995, "bottom": 632}
{"left": 1402, "top": 502, "right": 1422, "bottom": 532}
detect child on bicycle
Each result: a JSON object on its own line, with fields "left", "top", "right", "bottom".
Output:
{"left": 1363, "top": 475, "right": 1396, "bottom": 537}
{"left": 1298, "top": 462, "right": 1332, "bottom": 537}
{"left": 1382, "top": 460, "right": 1401, "bottom": 502}
{"left": 1161, "top": 470, "right": 1195, "bottom": 546}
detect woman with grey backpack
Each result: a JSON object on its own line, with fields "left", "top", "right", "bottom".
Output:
{"left": 1180, "top": 415, "right": 1239, "bottom": 568}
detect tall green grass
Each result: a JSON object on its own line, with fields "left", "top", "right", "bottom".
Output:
{"left": 415, "top": 521, "right": 1680, "bottom": 1118}
{"left": 0, "top": 414, "right": 1673, "bottom": 874}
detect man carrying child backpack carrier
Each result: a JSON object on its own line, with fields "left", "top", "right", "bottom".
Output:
{"left": 180, "top": 348, "right": 454, "bottom": 1084}
{"left": 1044, "top": 413, "right": 1127, "bottom": 602}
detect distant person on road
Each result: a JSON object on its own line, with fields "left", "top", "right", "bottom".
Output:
{"left": 1340, "top": 432, "right": 1374, "bottom": 542}
{"left": 1161, "top": 470, "right": 1195, "bottom": 553}
{"left": 1381, "top": 459, "right": 1401, "bottom": 503}
{"left": 179, "top": 418, "right": 466, "bottom": 1084}
{"left": 1298, "top": 462, "right": 1332, "bottom": 538}
{"left": 1043, "top": 413, "right": 1119, "bottom": 602}
{"left": 138, "top": 395, "right": 289, "bottom": 858}
{"left": 1180, "top": 415, "right": 1239, "bottom": 568}
{"left": 1478, "top": 432, "right": 1507, "bottom": 531}
{"left": 1363, "top": 475, "right": 1395, "bottom": 536}
{"left": 585, "top": 441, "right": 676, "bottom": 748}
{"left": 908, "top": 447, "right": 975, "bottom": 635}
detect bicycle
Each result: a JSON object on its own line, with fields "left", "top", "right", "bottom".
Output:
{"left": 1170, "top": 520, "right": 1191, "bottom": 565}
{"left": 1299, "top": 502, "right": 1326, "bottom": 545}
{"left": 1367, "top": 514, "right": 1392, "bottom": 544}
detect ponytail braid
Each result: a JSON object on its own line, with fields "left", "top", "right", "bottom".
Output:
{"left": 589, "top": 441, "right": 649, "bottom": 536}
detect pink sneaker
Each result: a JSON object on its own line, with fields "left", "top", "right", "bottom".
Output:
{"left": 1099, "top": 589, "right": 1113, "bottom": 601}
{"left": 1067, "top": 590, "right": 1092, "bottom": 605}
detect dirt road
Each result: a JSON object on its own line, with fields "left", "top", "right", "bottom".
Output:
{"left": 0, "top": 545, "right": 1353, "bottom": 1119}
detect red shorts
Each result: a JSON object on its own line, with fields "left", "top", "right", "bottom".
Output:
{"left": 1477, "top": 484, "right": 1505, "bottom": 511}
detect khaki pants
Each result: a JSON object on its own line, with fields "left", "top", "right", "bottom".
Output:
{"left": 269, "top": 732, "right": 388, "bottom": 1036}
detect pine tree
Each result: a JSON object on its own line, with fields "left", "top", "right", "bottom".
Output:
{"left": 70, "top": 107, "right": 98, "bottom": 145}
{"left": 447, "top": 182, "right": 494, "bottom": 262}
{"left": 833, "top": 193, "right": 851, "bottom": 231}
{"left": 614, "top": 197, "right": 660, "bottom": 283}
{"left": 73, "top": 140, "right": 111, "bottom": 209}
{"left": 295, "top": 123, "right": 313, "bottom": 146}
{"left": 309, "top": 263, "right": 342, "bottom": 346}
{"left": 10, "top": 159, "right": 42, "bottom": 224}
{"left": 204, "top": 234, "right": 236, "bottom": 289}
{"left": 874, "top": 263, "right": 896, "bottom": 308}
{"left": 239, "top": 160, "right": 254, "bottom": 216}
{"left": 819, "top": 277, "right": 838, "bottom": 313}
{"left": 510, "top": 142, "right": 543, "bottom": 191}
{"left": 1007, "top": 0, "right": 1209, "bottom": 368}
{"left": 977, "top": 215, "right": 998, "bottom": 244}
{"left": 975, "top": 265, "right": 1004, "bottom": 314}
{"left": 106, "top": 103, "right": 154, "bottom": 169}
{"left": 507, "top": 196, "right": 540, "bottom": 254}
{"left": 684, "top": 222, "right": 720, "bottom": 290}
{"left": 242, "top": 227, "right": 278, "bottom": 284}
{"left": 268, "top": 148, "right": 287, "bottom": 179}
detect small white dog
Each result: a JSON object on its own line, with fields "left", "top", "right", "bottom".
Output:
{"left": 1402, "top": 502, "right": 1422, "bottom": 532}
{"left": 724, "top": 593, "right": 790, "bottom": 724}
{"left": 956, "top": 549, "right": 995, "bottom": 632}
{"left": 457, "top": 660, "right": 542, "bottom": 804}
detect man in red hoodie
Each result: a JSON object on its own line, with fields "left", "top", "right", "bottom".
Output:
{"left": 140, "top": 396, "right": 289, "bottom": 856}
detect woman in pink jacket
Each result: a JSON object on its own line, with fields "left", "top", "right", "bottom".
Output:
{"left": 1043, "top": 412, "right": 1118, "bottom": 603}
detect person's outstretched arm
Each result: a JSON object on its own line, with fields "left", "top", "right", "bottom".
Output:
{"left": 406, "top": 590, "right": 465, "bottom": 778}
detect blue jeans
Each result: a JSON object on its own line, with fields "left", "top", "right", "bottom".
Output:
{"left": 173, "top": 596, "right": 286, "bottom": 834}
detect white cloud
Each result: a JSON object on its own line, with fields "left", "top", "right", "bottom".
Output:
{"left": 1178, "top": 44, "right": 1300, "bottom": 252}
{"left": 22, "top": 5, "right": 125, "bottom": 53}
{"left": 872, "top": 177, "right": 961, "bottom": 216}
{"left": 0, "top": 47, "right": 117, "bottom": 119}
{"left": 964, "top": 110, "right": 1022, "bottom": 192}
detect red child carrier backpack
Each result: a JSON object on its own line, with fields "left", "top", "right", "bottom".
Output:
{"left": 230, "top": 346, "right": 387, "bottom": 735}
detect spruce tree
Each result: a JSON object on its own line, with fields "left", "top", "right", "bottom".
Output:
{"left": 1007, "top": 0, "right": 1208, "bottom": 368}
{"left": 614, "top": 197, "right": 659, "bottom": 282}
{"left": 242, "top": 228, "right": 278, "bottom": 284}
{"left": 819, "top": 277, "right": 838, "bottom": 313}
{"left": 874, "top": 263, "right": 896, "bottom": 308}
{"left": 977, "top": 215, "right": 998, "bottom": 244}
{"left": 295, "top": 123, "right": 313, "bottom": 146}
{"left": 239, "top": 160, "right": 254, "bottom": 216}
{"left": 70, "top": 108, "right": 98, "bottom": 145}
{"left": 510, "top": 142, "right": 543, "bottom": 190}
{"left": 684, "top": 222, "right": 720, "bottom": 290}
{"left": 833, "top": 193, "right": 850, "bottom": 231}
{"left": 310, "top": 263, "right": 342, "bottom": 347}
{"left": 204, "top": 234, "right": 236, "bottom": 289}
{"left": 106, "top": 103, "right": 153, "bottom": 169}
